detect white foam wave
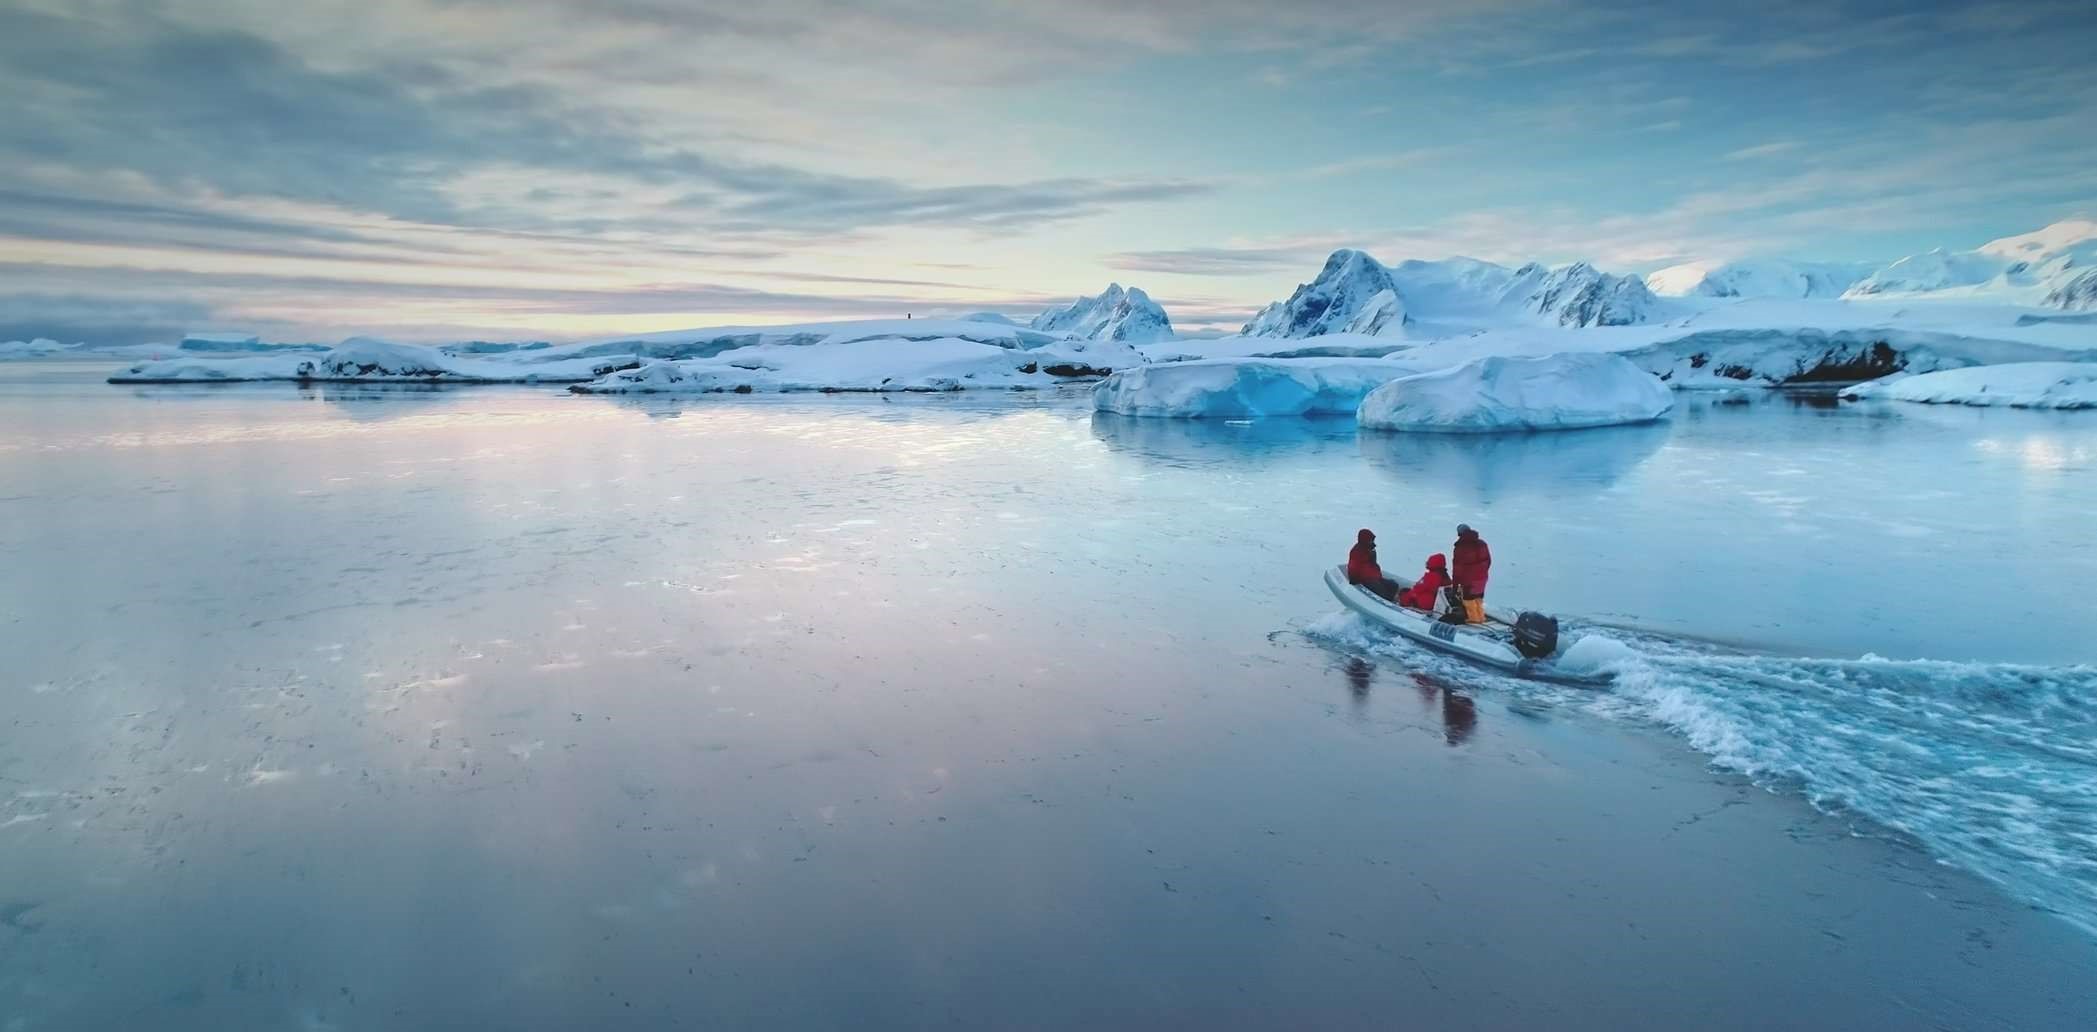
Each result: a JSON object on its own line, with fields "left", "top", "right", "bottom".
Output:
{"left": 1305, "top": 609, "right": 2097, "bottom": 937}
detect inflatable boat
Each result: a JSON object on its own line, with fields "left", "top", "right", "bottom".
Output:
{"left": 1322, "top": 565, "right": 1611, "bottom": 687}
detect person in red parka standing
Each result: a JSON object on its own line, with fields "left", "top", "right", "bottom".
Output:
{"left": 1346, "top": 529, "right": 1401, "bottom": 601}
{"left": 1451, "top": 523, "right": 1491, "bottom": 615}
{"left": 1398, "top": 553, "right": 1452, "bottom": 610}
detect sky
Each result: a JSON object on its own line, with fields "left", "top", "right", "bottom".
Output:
{"left": 2, "top": 0, "right": 2094, "bottom": 344}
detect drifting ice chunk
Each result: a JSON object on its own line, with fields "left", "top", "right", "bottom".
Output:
{"left": 1357, "top": 352, "right": 1673, "bottom": 432}
{"left": 0, "top": 338, "right": 71, "bottom": 358}
{"left": 1092, "top": 357, "right": 1412, "bottom": 418}
{"left": 1840, "top": 362, "right": 2097, "bottom": 409}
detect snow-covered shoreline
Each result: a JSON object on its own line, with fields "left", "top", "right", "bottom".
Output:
{"left": 1840, "top": 363, "right": 2097, "bottom": 409}
{"left": 104, "top": 320, "right": 1143, "bottom": 391}
{"left": 61, "top": 219, "right": 2097, "bottom": 405}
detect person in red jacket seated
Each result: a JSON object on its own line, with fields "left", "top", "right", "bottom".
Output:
{"left": 1398, "top": 553, "right": 1452, "bottom": 610}
{"left": 1346, "top": 529, "right": 1401, "bottom": 601}
{"left": 1451, "top": 523, "right": 1491, "bottom": 602}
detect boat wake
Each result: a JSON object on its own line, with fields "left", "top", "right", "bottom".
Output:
{"left": 1302, "top": 611, "right": 2097, "bottom": 937}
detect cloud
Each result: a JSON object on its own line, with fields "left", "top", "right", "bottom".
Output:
{"left": 0, "top": 291, "right": 217, "bottom": 346}
{"left": 3, "top": 0, "right": 2095, "bottom": 342}
{"left": 1293, "top": 148, "right": 1465, "bottom": 180}
{"left": 1105, "top": 247, "right": 1316, "bottom": 276}
{"left": 0, "top": 5, "right": 1214, "bottom": 240}
{"left": 1725, "top": 141, "right": 1802, "bottom": 161}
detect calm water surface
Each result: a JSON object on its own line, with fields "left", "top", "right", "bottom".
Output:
{"left": 2, "top": 365, "right": 2093, "bottom": 1029}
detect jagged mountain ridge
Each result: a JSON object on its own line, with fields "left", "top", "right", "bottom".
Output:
{"left": 1233, "top": 219, "right": 2097, "bottom": 340}
{"left": 1031, "top": 284, "right": 1174, "bottom": 342}
{"left": 1242, "top": 249, "right": 1409, "bottom": 338}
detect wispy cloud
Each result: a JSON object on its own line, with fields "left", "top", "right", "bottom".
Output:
{"left": 1725, "top": 140, "right": 1802, "bottom": 160}
{"left": 1105, "top": 247, "right": 1316, "bottom": 276}
{"left": 1, "top": 0, "right": 2093, "bottom": 342}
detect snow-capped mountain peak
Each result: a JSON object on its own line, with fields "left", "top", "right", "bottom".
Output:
{"left": 1645, "top": 258, "right": 1873, "bottom": 300}
{"left": 2045, "top": 269, "right": 2097, "bottom": 311}
{"left": 1845, "top": 219, "right": 2097, "bottom": 307}
{"left": 1977, "top": 218, "right": 2097, "bottom": 261}
{"left": 1504, "top": 262, "right": 1658, "bottom": 327}
{"left": 1030, "top": 283, "right": 1173, "bottom": 342}
{"left": 1242, "top": 249, "right": 1409, "bottom": 338}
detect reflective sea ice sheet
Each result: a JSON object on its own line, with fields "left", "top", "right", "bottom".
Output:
{"left": 1, "top": 367, "right": 2093, "bottom": 1029}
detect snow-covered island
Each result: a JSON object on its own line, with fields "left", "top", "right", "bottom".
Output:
{"left": 567, "top": 320, "right": 1141, "bottom": 394}
{"left": 1099, "top": 219, "right": 2097, "bottom": 418}
{"left": 107, "top": 317, "right": 1150, "bottom": 392}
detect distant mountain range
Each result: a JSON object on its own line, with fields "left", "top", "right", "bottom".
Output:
{"left": 1162, "top": 218, "right": 2097, "bottom": 341}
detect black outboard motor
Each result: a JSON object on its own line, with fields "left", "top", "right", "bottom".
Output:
{"left": 1513, "top": 612, "right": 1559, "bottom": 659}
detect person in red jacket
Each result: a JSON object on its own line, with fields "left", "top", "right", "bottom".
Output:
{"left": 1398, "top": 553, "right": 1452, "bottom": 610}
{"left": 1451, "top": 523, "right": 1491, "bottom": 603}
{"left": 1346, "top": 529, "right": 1400, "bottom": 601}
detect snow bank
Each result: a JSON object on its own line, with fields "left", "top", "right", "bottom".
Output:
{"left": 1357, "top": 353, "right": 1673, "bottom": 433}
{"left": 1839, "top": 363, "right": 2097, "bottom": 409}
{"left": 1092, "top": 358, "right": 1412, "bottom": 418}
{"left": 1379, "top": 298, "right": 2097, "bottom": 389}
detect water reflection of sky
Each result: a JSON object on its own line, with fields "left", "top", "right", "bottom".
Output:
{"left": 3, "top": 377, "right": 2095, "bottom": 1027}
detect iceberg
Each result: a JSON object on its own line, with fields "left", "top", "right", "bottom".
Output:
{"left": 1839, "top": 363, "right": 2097, "bottom": 410}
{"left": 1091, "top": 357, "right": 1413, "bottom": 419}
{"left": 0, "top": 338, "right": 72, "bottom": 359}
{"left": 1356, "top": 353, "right": 1673, "bottom": 433}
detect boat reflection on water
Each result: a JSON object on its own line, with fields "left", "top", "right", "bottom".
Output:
{"left": 1412, "top": 672, "right": 1477, "bottom": 746}
{"left": 1358, "top": 421, "right": 1670, "bottom": 503}
{"left": 1337, "top": 657, "right": 1478, "bottom": 746}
